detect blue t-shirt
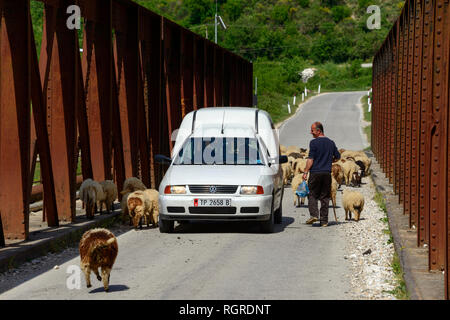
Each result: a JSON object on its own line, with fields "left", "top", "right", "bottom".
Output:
{"left": 307, "top": 137, "right": 340, "bottom": 173}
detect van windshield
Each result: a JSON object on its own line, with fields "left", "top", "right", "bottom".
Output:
{"left": 173, "top": 137, "right": 265, "bottom": 165}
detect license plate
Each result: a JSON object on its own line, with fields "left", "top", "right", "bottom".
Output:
{"left": 194, "top": 198, "right": 232, "bottom": 207}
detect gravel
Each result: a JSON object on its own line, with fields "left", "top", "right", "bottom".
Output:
{"left": 339, "top": 174, "right": 397, "bottom": 300}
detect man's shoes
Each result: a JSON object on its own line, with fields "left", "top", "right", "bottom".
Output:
{"left": 305, "top": 217, "right": 318, "bottom": 224}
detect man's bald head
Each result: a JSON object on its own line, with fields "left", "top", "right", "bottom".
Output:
{"left": 310, "top": 122, "right": 324, "bottom": 138}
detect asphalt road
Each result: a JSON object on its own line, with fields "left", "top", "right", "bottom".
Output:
{"left": 0, "top": 91, "right": 367, "bottom": 300}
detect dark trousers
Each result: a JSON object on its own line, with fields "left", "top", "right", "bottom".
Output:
{"left": 307, "top": 172, "right": 331, "bottom": 224}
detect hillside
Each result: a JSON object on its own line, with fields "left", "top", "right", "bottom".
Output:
{"left": 133, "top": 0, "right": 402, "bottom": 122}
{"left": 30, "top": 0, "right": 403, "bottom": 123}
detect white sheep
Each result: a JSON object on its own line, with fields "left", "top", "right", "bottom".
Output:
{"left": 341, "top": 159, "right": 360, "bottom": 186}
{"left": 79, "top": 178, "right": 104, "bottom": 219}
{"left": 292, "top": 158, "right": 307, "bottom": 176}
{"left": 99, "top": 180, "right": 118, "bottom": 214}
{"left": 286, "top": 145, "right": 300, "bottom": 155}
{"left": 291, "top": 173, "right": 307, "bottom": 207}
{"left": 331, "top": 177, "right": 338, "bottom": 209}
{"left": 282, "top": 162, "right": 293, "bottom": 185}
{"left": 342, "top": 189, "right": 365, "bottom": 221}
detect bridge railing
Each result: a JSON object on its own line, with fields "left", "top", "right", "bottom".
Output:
{"left": 0, "top": 0, "right": 252, "bottom": 243}
{"left": 372, "top": 0, "right": 449, "bottom": 298}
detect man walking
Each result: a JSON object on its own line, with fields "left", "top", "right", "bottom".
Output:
{"left": 303, "top": 122, "right": 340, "bottom": 227}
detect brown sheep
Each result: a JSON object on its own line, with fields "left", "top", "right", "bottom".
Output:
{"left": 331, "top": 163, "right": 345, "bottom": 187}
{"left": 79, "top": 228, "right": 118, "bottom": 292}
{"left": 120, "top": 177, "right": 146, "bottom": 195}
{"left": 127, "top": 189, "right": 160, "bottom": 229}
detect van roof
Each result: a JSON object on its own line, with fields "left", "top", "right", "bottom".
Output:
{"left": 191, "top": 107, "right": 273, "bottom": 133}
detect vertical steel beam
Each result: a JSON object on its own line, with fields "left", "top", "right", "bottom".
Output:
{"left": 163, "top": 20, "right": 181, "bottom": 154}
{"left": 411, "top": 0, "right": 424, "bottom": 230}
{"left": 428, "top": 0, "right": 448, "bottom": 271}
{"left": 404, "top": 0, "right": 415, "bottom": 219}
{"left": 0, "top": 0, "right": 31, "bottom": 239}
{"left": 181, "top": 30, "right": 194, "bottom": 116}
{"left": 213, "top": 46, "right": 224, "bottom": 107}
{"left": 204, "top": 42, "right": 214, "bottom": 107}
{"left": 400, "top": 6, "right": 409, "bottom": 206}
{"left": 43, "top": 2, "right": 79, "bottom": 222}
{"left": 29, "top": 6, "right": 59, "bottom": 228}
{"left": 82, "top": 0, "right": 113, "bottom": 182}
{"left": 114, "top": 17, "right": 139, "bottom": 181}
{"left": 419, "top": 0, "right": 435, "bottom": 248}
{"left": 193, "top": 36, "right": 205, "bottom": 110}
{"left": 395, "top": 14, "right": 404, "bottom": 197}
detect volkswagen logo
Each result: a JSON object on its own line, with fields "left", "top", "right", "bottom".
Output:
{"left": 209, "top": 186, "right": 217, "bottom": 193}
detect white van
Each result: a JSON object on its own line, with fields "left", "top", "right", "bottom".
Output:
{"left": 156, "top": 107, "right": 287, "bottom": 233}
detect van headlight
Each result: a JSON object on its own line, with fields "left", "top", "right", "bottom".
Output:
{"left": 164, "top": 185, "right": 187, "bottom": 194}
{"left": 240, "top": 186, "right": 264, "bottom": 195}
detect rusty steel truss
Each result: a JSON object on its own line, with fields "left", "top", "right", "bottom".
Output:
{"left": 0, "top": 0, "right": 252, "bottom": 242}
{"left": 372, "top": 0, "right": 449, "bottom": 299}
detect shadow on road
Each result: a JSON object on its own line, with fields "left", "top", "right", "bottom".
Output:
{"left": 171, "top": 217, "right": 295, "bottom": 235}
{"left": 89, "top": 284, "right": 130, "bottom": 294}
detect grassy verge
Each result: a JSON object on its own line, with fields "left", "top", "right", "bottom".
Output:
{"left": 361, "top": 94, "right": 372, "bottom": 151}
{"left": 374, "top": 189, "right": 409, "bottom": 300}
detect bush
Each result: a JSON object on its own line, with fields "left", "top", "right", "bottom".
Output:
{"left": 331, "top": 5, "right": 352, "bottom": 23}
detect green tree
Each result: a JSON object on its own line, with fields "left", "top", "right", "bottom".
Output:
{"left": 331, "top": 5, "right": 351, "bottom": 23}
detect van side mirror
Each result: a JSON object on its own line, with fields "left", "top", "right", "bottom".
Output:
{"left": 279, "top": 155, "right": 288, "bottom": 164}
{"left": 155, "top": 154, "right": 172, "bottom": 164}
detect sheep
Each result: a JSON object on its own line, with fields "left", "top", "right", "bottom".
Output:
{"left": 280, "top": 144, "right": 287, "bottom": 155}
{"left": 79, "top": 178, "right": 105, "bottom": 219}
{"left": 342, "top": 189, "right": 365, "bottom": 221}
{"left": 339, "top": 148, "right": 346, "bottom": 154}
{"left": 331, "top": 163, "right": 345, "bottom": 187}
{"left": 341, "top": 150, "right": 367, "bottom": 159}
{"left": 79, "top": 228, "right": 118, "bottom": 292}
{"left": 291, "top": 173, "right": 307, "bottom": 207}
{"left": 144, "top": 189, "right": 160, "bottom": 226}
{"left": 99, "top": 180, "right": 118, "bottom": 214}
{"left": 121, "top": 192, "right": 132, "bottom": 225}
{"left": 355, "top": 155, "right": 371, "bottom": 176}
{"left": 282, "top": 162, "right": 293, "bottom": 185}
{"left": 127, "top": 189, "right": 160, "bottom": 229}
{"left": 286, "top": 145, "right": 300, "bottom": 155}
{"left": 292, "top": 158, "right": 307, "bottom": 176}
{"left": 120, "top": 177, "right": 146, "bottom": 195}
{"left": 341, "top": 159, "right": 360, "bottom": 186}
{"left": 352, "top": 171, "right": 362, "bottom": 187}
{"left": 330, "top": 177, "right": 338, "bottom": 209}
{"left": 355, "top": 160, "right": 366, "bottom": 178}
{"left": 288, "top": 152, "right": 302, "bottom": 159}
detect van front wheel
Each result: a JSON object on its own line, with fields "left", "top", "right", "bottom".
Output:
{"left": 159, "top": 218, "right": 174, "bottom": 233}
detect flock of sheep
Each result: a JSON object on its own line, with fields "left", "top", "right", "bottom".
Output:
{"left": 78, "top": 176, "right": 159, "bottom": 292}
{"left": 280, "top": 145, "right": 370, "bottom": 222}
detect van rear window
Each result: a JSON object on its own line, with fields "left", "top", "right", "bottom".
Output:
{"left": 173, "top": 137, "right": 264, "bottom": 165}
